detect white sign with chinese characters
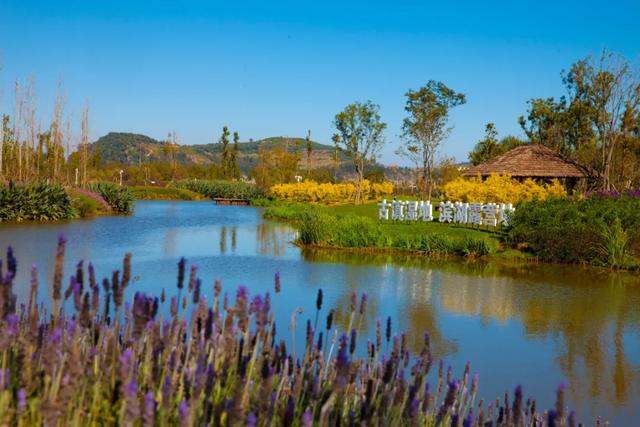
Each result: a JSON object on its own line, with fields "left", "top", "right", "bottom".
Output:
{"left": 378, "top": 199, "right": 514, "bottom": 226}
{"left": 378, "top": 200, "right": 433, "bottom": 222}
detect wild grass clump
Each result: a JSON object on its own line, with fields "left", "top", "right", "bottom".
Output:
{"left": 506, "top": 197, "right": 640, "bottom": 267}
{"left": 0, "top": 241, "right": 578, "bottom": 426}
{"left": 176, "top": 180, "right": 264, "bottom": 200}
{"left": 0, "top": 182, "right": 75, "bottom": 221}
{"left": 89, "top": 182, "right": 135, "bottom": 214}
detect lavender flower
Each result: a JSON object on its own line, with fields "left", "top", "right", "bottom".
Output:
{"left": 359, "top": 292, "right": 368, "bottom": 315}
{"left": 177, "top": 257, "right": 186, "bottom": 290}
{"left": 326, "top": 309, "right": 334, "bottom": 331}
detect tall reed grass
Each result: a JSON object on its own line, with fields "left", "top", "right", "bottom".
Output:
{"left": 0, "top": 240, "right": 576, "bottom": 426}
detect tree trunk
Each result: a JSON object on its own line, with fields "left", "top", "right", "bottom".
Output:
{"left": 354, "top": 161, "right": 363, "bottom": 205}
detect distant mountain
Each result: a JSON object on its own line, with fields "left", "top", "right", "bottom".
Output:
{"left": 90, "top": 132, "right": 345, "bottom": 172}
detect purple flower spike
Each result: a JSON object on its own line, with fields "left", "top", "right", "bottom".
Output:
{"left": 246, "top": 413, "right": 257, "bottom": 427}
{"left": 359, "top": 292, "right": 367, "bottom": 315}
{"left": 301, "top": 409, "right": 313, "bottom": 427}
{"left": 17, "top": 389, "right": 26, "bottom": 413}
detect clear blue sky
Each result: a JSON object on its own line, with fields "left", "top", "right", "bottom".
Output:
{"left": 1, "top": 0, "right": 638, "bottom": 164}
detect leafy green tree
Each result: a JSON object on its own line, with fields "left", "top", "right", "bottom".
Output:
{"left": 469, "top": 123, "right": 499, "bottom": 165}
{"left": 469, "top": 124, "right": 527, "bottom": 165}
{"left": 397, "top": 81, "right": 466, "bottom": 200}
{"left": 333, "top": 101, "right": 386, "bottom": 204}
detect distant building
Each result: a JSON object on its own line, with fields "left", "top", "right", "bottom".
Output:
{"left": 462, "top": 145, "right": 591, "bottom": 187}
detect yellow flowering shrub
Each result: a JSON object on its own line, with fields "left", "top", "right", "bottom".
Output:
{"left": 270, "top": 180, "right": 394, "bottom": 203}
{"left": 442, "top": 174, "right": 567, "bottom": 203}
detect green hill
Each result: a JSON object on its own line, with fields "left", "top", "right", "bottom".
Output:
{"left": 90, "top": 132, "right": 345, "bottom": 172}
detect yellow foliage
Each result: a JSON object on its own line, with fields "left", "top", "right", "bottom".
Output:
{"left": 270, "top": 180, "right": 394, "bottom": 203}
{"left": 442, "top": 174, "right": 567, "bottom": 203}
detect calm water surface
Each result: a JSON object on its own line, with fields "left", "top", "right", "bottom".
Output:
{"left": 1, "top": 201, "right": 639, "bottom": 424}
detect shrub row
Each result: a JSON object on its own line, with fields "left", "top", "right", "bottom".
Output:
{"left": 298, "top": 211, "right": 492, "bottom": 257}
{"left": 176, "top": 180, "right": 264, "bottom": 200}
{"left": 506, "top": 196, "right": 640, "bottom": 267}
{"left": 270, "top": 180, "right": 394, "bottom": 204}
{"left": 0, "top": 183, "right": 75, "bottom": 221}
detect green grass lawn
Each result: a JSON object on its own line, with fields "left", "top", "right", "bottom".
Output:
{"left": 322, "top": 201, "right": 502, "bottom": 243}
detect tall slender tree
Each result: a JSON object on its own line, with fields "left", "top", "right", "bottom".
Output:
{"left": 231, "top": 131, "right": 241, "bottom": 179}
{"left": 333, "top": 101, "right": 386, "bottom": 204}
{"left": 331, "top": 133, "right": 340, "bottom": 182}
{"left": 305, "top": 129, "right": 312, "bottom": 175}
{"left": 218, "top": 126, "right": 231, "bottom": 178}
{"left": 79, "top": 104, "right": 90, "bottom": 188}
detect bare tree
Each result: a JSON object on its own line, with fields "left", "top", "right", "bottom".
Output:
{"left": 586, "top": 50, "right": 640, "bottom": 190}
{"left": 50, "top": 85, "right": 67, "bottom": 182}
{"left": 13, "top": 81, "right": 24, "bottom": 181}
{"left": 23, "top": 78, "right": 38, "bottom": 181}
{"left": 79, "top": 104, "right": 90, "bottom": 188}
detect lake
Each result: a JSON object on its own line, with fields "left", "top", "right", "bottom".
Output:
{"left": 1, "top": 200, "right": 638, "bottom": 424}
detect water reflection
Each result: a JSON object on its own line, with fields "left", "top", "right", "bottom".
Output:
{"left": 220, "top": 226, "right": 227, "bottom": 254}
{"left": 257, "top": 222, "right": 291, "bottom": 257}
{"left": 301, "top": 249, "right": 640, "bottom": 412}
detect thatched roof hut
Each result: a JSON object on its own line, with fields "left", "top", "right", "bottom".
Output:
{"left": 462, "top": 145, "right": 590, "bottom": 179}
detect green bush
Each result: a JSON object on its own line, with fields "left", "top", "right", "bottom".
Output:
{"left": 506, "top": 197, "right": 640, "bottom": 266}
{"left": 176, "top": 180, "right": 264, "bottom": 200}
{"left": 0, "top": 183, "right": 75, "bottom": 221}
{"left": 89, "top": 183, "right": 135, "bottom": 214}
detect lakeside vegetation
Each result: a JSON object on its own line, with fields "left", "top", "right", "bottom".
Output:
{"left": 0, "top": 241, "right": 578, "bottom": 426}
{"left": 263, "top": 202, "right": 498, "bottom": 258}
{"left": 263, "top": 196, "right": 640, "bottom": 269}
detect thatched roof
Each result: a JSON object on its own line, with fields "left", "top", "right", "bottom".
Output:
{"left": 462, "top": 145, "right": 589, "bottom": 178}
